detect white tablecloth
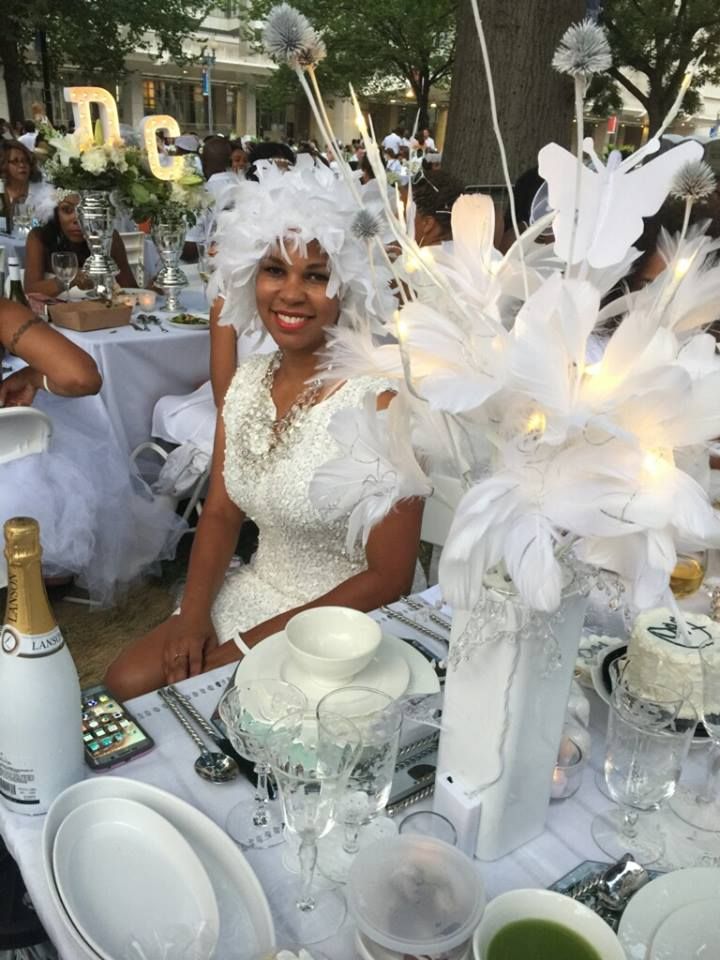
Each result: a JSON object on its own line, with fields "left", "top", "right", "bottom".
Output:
{"left": 57, "top": 287, "right": 211, "bottom": 455}
{"left": 0, "top": 596, "right": 714, "bottom": 959}
{"left": 0, "top": 232, "right": 27, "bottom": 273}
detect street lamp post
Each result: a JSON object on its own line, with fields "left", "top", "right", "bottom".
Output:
{"left": 201, "top": 46, "right": 217, "bottom": 135}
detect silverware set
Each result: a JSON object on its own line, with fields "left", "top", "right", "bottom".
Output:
{"left": 158, "top": 685, "right": 239, "bottom": 783}
{"left": 380, "top": 600, "right": 450, "bottom": 646}
{"left": 130, "top": 313, "right": 167, "bottom": 333}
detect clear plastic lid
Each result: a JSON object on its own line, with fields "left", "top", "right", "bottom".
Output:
{"left": 347, "top": 836, "right": 485, "bottom": 955}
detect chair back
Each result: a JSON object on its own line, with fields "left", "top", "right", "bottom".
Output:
{"left": 119, "top": 231, "right": 145, "bottom": 287}
{"left": 0, "top": 407, "right": 52, "bottom": 465}
{"left": 420, "top": 474, "right": 464, "bottom": 547}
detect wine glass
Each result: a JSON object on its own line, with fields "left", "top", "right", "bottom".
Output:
{"left": 12, "top": 200, "right": 32, "bottom": 237}
{"left": 670, "top": 644, "right": 720, "bottom": 832}
{"left": 591, "top": 677, "right": 697, "bottom": 865}
{"left": 218, "top": 680, "right": 307, "bottom": 849}
{"left": 670, "top": 549, "right": 708, "bottom": 598}
{"left": 51, "top": 252, "right": 79, "bottom": 300}
{"left": 266, "top": 711, "right": 362, "bottom": 943}
{"left": 315, "top": 686, "right": 403, "bottom": 883}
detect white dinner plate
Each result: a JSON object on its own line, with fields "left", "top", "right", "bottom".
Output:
{"left": 42, "top": 777, "right": 275, "bottom": 960}
{"left": 649, "top": 899, "right": 720, "bottom": 960}
{"left": 53, "top": 797, "right": 219, "bottom": 960}
{"left": 235, "top": 631, "right": 439, "bottom": 707}
{"left": 618, "top": 867, "right": 720, "bottom": 960}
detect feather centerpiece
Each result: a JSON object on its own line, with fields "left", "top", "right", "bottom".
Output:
{"left": 257, "top": 8, "right": 720, "bottom": 616}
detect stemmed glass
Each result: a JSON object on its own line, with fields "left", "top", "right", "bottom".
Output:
{"left": 315, "top": 686, "right": 403, "bottom": 883}
{"left": 266, "top": 711, "right": 362, "bottom": 943}
{"left": 51, "top": 252, "right": 79, "bottom": 300}
{"left": 670, "top": 644, "right": 720, "bottom": 832}
{"left": 218, "top": 680, "right": 307, "bottom": 849}
{"left": 592, "top": 669, "right": 696, "bottom": 865}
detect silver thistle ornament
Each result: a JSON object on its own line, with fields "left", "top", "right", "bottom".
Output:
{"left": 263, "top": 3, "right": 326, "bottom": 70}
{"left": 351, "top": 208, "right": 384, "bottom": 242}
{"left": 552, "top": 18, "right": 612, "bottom": 78}
{"left": 671, "top": 159, "right": 717, "bottom": 202}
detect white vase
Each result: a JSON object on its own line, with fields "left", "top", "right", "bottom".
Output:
{"left": 435, "top": 570, "right": 588, "bottom": 860}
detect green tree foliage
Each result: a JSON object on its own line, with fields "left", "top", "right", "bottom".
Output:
{"left": 598, "top": 0, "right": 720, "bottom": 132}
{"left": 0, "top": 0, "right": 211, "bottom": 122}
{"left": 247, "top": 0, "right": 457, "bottom": 130}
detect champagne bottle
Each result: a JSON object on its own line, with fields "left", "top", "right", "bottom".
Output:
{"left": 0, "top": 518, "right": 84, "bottom": 815}
{"left": 7, "top": 257, "right": 29, "bottom": 309}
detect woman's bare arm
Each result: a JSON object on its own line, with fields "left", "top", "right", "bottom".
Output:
{"left": 23, "top": 229, "right": 63, "bottom": 296}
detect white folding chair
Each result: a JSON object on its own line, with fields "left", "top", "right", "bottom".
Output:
{"left": 0, "top": 407, "right": 52, "bottom": 464}
{"left": 119, "top": 231, "right": 145, "bottom": 288}
{"left": 419, "top": 474, "right": 464, "bottom": 588}
{"left": 129, "top": 441, "right": 209, "bottom": 534}
{"left": 0, "top": 407, "right": 53, "bottom": 589}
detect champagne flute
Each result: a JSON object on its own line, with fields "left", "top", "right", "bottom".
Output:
{"left": 266, "top": 711, "right": 362, "bottom": 943}
{"left": 51, "top": 252, "right": 79, "bottom": 300}
{"left": 670, "top": 643, "right": 720, "bottom": 832}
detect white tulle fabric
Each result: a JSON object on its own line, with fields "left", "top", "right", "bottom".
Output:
{"left": 0, "top": 396, "right": 185, "bottom": 604}
{"left": 210, "top": 353, "right": 392, "bottom": 644}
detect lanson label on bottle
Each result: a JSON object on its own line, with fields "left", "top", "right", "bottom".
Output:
{"left": 1, "top": 626, "right": 65, "bottom": 658}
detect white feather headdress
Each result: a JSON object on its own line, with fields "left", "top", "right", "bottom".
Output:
{"left": 208, "top": 156, "right": 394, "bottom": 335}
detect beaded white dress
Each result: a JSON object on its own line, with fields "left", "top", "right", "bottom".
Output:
{"left": 210, "top": 352, "right": 392, "bottom": 644}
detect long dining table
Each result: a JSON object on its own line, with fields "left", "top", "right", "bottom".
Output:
{"left": 2, "top": 585, "right": 716, "bottom": 960}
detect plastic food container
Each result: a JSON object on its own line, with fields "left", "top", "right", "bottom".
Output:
{"left": 348, "top": 836, "right": 485, "bottom": 959}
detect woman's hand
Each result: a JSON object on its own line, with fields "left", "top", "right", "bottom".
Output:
{"left": 0, "top": 367, "right": 39, "bottom": 407}
{"left": 162, "top": 614, "right": 220, "bottom": 684}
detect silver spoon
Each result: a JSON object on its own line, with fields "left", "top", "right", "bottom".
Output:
{"left": 596, "top": 853, "right": 649, "bottom": 910}
{"left": 158, "top": 687, "right": 239, "bottom": 783}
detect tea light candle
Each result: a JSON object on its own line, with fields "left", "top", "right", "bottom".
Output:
{"left": 137, "top": 291, "right": 157, "bottom": 310}
{"left": 550, "top": 736, "right": 584, "bottom": 800}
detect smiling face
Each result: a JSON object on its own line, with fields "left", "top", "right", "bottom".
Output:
{"left": 255, "top": 238, "right": 340, "bottom": 355}
{"left": 57, "top": 195, "right": 85, "bottom": 244}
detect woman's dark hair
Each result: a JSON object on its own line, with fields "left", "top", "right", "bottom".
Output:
{"left": 245, "top": 141, "right": 296, "bottom": 181}
{"left": 412, "top": 170, "right": 463, "bottom": 226}
{"left": 36, "top": 206, "right": 90, "bottom": 271}
{"left": 0, "top": 140, "right": 41, "bottom": 184}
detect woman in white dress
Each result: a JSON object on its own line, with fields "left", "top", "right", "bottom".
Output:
{"left": 106, "top": 159, "right": 422, "bottom": 698}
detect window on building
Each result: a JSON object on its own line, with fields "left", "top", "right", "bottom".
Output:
{"left": 143, "top": 80, "right": 156, "bottom": 113}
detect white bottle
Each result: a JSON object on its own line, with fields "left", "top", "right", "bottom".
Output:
{"left": 0, "top": 517, "right": 84, "bottom": 815}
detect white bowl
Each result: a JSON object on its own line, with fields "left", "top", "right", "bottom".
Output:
{"left": 285, "top": 606, "right": 382, "bottom": 686}
{"left": 473, "top": 889, "right": 626, "bottom": 960}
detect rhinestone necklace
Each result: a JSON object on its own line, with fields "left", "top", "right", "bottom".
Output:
{"left": 242, "top": 351, "right": 324, "bottom": 463}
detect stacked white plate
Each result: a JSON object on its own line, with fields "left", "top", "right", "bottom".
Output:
{"left": 233, "top": 631, "right": 440, "bottom": 708}
{"left": 43, "top": 777, "right": 276, "bottom": 960}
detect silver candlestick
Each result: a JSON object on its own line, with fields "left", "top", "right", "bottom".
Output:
{"left": 152, "top": 219, "right": 188, "bottom": 313}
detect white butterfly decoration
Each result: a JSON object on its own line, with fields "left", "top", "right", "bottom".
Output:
{"left": 538, "top": 137, "right": 703, "bottom": 268}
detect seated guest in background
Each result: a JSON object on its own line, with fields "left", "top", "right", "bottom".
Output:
{"left": 413, "top": 170, "right": 463, "bottom": 247}
{"left": 230, "top": 139, "right": 248, "bottom": 175}
{"left": 175, "top": 133, "right": 203, "bottom": 175}
{"left": 0, "top": 140, "right": 54, "bottom": 220}
{"left": 0, "top": 298, "right": 184, "bottom": 602}
{"left": 17, "top": 121, "right": 37, "bottom": 152}
{"left": 24, "top": 192, "right": 137, "bottom": 296}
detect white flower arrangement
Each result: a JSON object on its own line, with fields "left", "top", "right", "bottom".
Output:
{"left": 264, "top": 5, "right": 720, "bottom": 620}
{"left": 45, "top": 132, "right": 137, "bottom": 193}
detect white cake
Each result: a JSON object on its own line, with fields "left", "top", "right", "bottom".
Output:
{"left": 625, "top": 607, "right": 720, "bottom": 719}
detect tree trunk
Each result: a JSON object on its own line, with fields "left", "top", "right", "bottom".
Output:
{"left": 443, "top": 0, "right": 584, "bottom": 188}
{"left": 0, "top": 34, "right": 26, "bottom": 123}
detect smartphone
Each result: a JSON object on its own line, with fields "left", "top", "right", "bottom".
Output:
{"left": 81, "top": 684, "right": 155, "bottom": 770}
